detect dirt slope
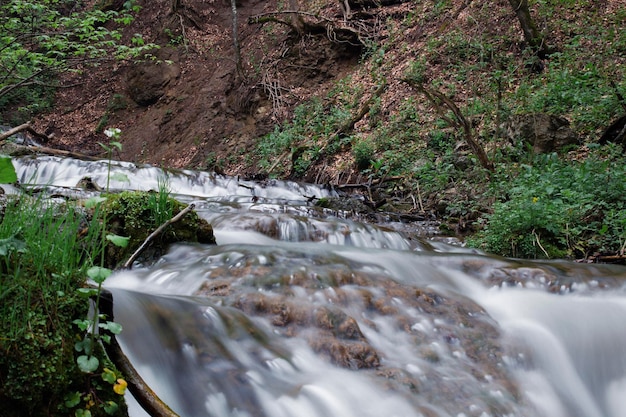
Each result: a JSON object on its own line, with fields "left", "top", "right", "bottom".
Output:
{"left": 32, "top": 0, "right": 359, "bottom": 174}
{"left": 29, "top": 0, "right": 625, "bottom": 182}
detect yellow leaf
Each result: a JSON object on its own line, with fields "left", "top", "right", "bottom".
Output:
{"left": 113, "top": 378, "right": 127, "bottom": 395}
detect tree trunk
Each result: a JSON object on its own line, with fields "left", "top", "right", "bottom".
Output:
{"left": 403, "top": 80, "right": 494, "bottom": 172}
{"left": 231, "top": 0, "right": 242, "bottom": 76}
{"left": 289, "top": 0, "right": 305, "bottom": 34}
{"left": 507, "top": 0, "right": 553, "bottom": 58}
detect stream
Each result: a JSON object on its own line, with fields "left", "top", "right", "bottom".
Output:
{"left": 13, "top": 155, "right": 626, "bottom": 417}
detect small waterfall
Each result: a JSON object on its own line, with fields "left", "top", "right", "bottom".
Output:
{"left": 13, "top": 155, "right": 335, "bottom": 202}
{"left": 105, "top": 236, "right": 626, "bottom": 417}
{"left": 11, "top": 155, "right": 626, "bottom": 417}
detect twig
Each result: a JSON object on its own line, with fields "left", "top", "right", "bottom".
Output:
{"left": 123, "top": 204, "right": 196, "bottom": 269}
{"left": 532, "top": 229, "right": 550, "bottom": 258}
{"left": 267, "top": 151, "right": 289, "bottom": 174}
{"left": 415, "top": 180, "right": 425, "bottom": 212}
{"left": 177, "top": 13, "right": 189, "bottom": 53}
{"left": 336, "top": 175, "right": 403, "bottom": 189}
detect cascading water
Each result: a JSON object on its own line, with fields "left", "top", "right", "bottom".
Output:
{"left": 12, "top": 155, "right": 626, "bottom": 417}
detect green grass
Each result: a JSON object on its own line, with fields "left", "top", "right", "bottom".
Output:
{"left": 0, "top": 194, "right": 106, "bottom": 415}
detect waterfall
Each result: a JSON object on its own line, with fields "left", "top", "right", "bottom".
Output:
{"left": 12, "top": 155, "right": 626, "bottom": 417}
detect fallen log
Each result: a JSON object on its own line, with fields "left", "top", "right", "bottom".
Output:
{"left": 0, "top": 122, "right": 52, "bottom": 143}
{"left": 0, "top": 142, "right": 103, "bottom": 161}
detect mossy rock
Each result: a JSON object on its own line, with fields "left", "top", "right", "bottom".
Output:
{"left": 103, "top": 191, "right": 215, "bottom": 267}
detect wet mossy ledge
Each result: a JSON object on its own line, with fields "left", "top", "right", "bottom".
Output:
{"left": 102, "top": 191, "right": 215, "bottom": 268}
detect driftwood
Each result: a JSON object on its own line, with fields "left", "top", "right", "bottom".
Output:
{"left": 28, "top": 145, "right": 103, "bottom": 160}
{"left": 0, "top": 122, "right": 52, "bottom": 143}
{"left": 336, "top": 175, "right": 403, "bottom": 190}
{"left": 122, "top": 203, "right": 196, "bottom": 269}
{"left": 99, "top": 290, "right": 181, "bottom": 417}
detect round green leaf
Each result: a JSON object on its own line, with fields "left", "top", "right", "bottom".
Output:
{"left": 87, "top": 266, "right": 112, "bottom": 284}
{"left": 101, "top": 368, "right": 117, "bottom": 384}
{"left": 99, "top": 321, "right": 123, "bottom": 334}
{"left": 77, "top": 355, "right": 99, "bottom": 373}
{"left": 65, "top": 392, "right": 81, "bottom": 408}
{"left": 104, "top": 401, "right": 119, "bottom": 415}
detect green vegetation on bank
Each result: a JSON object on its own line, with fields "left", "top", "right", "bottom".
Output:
{"left": 0, "top": 188, "right": 129, "bottom": 417}
{"left": 0, "top": 131, "right": 213, "bottom": 416}
{"left": 469, "top": 146, "right": 626, "bottom": 259}
{"left": 255, "top": 0, "right": 626, "bottom": 260}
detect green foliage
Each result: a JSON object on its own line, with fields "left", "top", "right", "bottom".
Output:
{"left": 404, "top": 59, "right": 428, "bottom": 85}
{"left": 468, "top": 149, "right": 626, "bottom": 258}
{"left": 0, "top": 194, "right": 108, "bottom": 416}
{"left": 257, "top": 96, "right": 353, "bottom": 176}
{"left": 515, "top": 58, "right": 619, "bottom": 134}
{"left": 0, "top": 0, "right": 155, "bottom": 121}
{"left": 352, "top": 137, "right": 376, "bottom": 171}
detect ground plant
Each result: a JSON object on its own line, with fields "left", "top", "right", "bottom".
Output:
{"left": 0, "top": 135, "right": 134, "bottom": 416}
{"left": 467, "top": 147, "right": 626, "bottom": 259}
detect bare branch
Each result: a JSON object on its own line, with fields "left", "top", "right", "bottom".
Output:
{"left": 0, "top": 122, "right": 52, "bottom": 143}
{"left": 123, "top": 204, "right": 196, "bottom": 269}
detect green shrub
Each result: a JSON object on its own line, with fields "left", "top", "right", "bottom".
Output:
{"left": 468, "top": 149, "right": 626, "bottom": 258}
{"left": 352, "top": 137, "right": 376, "bottom": 171}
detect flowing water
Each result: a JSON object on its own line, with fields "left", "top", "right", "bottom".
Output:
{"left": 13, "top": 155, "right": 626, "bottom": 417}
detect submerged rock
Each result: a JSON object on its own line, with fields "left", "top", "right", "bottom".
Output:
{"left": 192, "top": 252, "right": 521, "bottom": 414}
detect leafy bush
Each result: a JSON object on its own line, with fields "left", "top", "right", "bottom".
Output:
{"left": 257, "top": 97, "right": 353, "bottom": 176}
{"left": 468, "top": 148, "right": 626, "bottom": 258}
{"left": 352, "top": 137, "right": 375, "bottom": 171}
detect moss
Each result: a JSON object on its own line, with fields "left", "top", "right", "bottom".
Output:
{"left": 0, "top": 292, "right": 87, "bottom": 416}
{"left": 103, "top": 191, "right": 215, "bottom": 267}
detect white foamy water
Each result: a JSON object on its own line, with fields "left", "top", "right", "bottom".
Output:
{"left": 12, "top": 155, "right": 626, "bottom": 417}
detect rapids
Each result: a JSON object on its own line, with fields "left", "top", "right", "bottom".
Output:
{"left": 12, "top": 155, "right": 626, "bottom": 417}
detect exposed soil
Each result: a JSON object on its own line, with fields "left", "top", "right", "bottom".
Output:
{"left": 31, "top": 0, "right": 363, "bottom": 176}
{"left": 18, "top": 0, "right": 626, "bottom": 189}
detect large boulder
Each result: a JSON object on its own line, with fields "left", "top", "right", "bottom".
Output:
{"left": 503, "top": 113, "right": 579, "bottom": 153}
